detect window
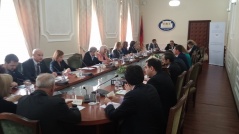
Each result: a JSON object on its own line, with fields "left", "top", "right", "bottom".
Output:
{"left": 89, "top": 2, "right": 102, "bottom": 50}
{"left": 0, "top": 0, "right": 29, "bottom": 64}
{"left": 126, "top": 6, "right": 133, "bottom": 45}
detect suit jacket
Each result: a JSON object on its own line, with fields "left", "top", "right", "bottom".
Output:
{"left": 189, "top": 45, "right": 199, "bottom": 56}
{"left": 112, "top": 49, "right": 123, "bottom": 59}
{"left": 165, "top": 43, "right": 177, "bottom": 50}
{"left": 0, "top": 97, "right": 16, "bottom": 113}
{"left": 50, "top": 60, "right": 76, "bottom": 75}
{"left": 174, "top": 57, "right": 188, "bottom": 72}
{"left": 147, "top": 71, "right": 177, "bottom": 123}
{"left": 22, "top": 59, "right": 52, "bottom": 82}
{"left": 0, "top": 65, "right": 25, "bottom": 85}
{"left": 168, "top": 62, "right": 182, "bottom": 86}
{"left": 82, "top": 51, "right": 101, "bottom": 67}
{"left": 149, "top": 43, "right": 160, "bottom": 50}
{"left": 16, "top": 90, "right": 81, "bottom": 134}
{"left": 105, "top": 84, "right": 166, "bottom": 134}
{"left": 121, "top": 48, "right": 129, "bottom": 55}
{"left": 177, "top": 53, "right": 189, "bottom": 70}
{"left": 128, "top": 46, "right": 137, "bottom": 53}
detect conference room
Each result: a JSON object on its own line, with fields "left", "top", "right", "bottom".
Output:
{"left": 1, "top": 0, "right": 239, "bottom": 134}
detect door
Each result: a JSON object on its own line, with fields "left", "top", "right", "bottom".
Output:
{"left": 188, "top": 20, "right": 211, "bottom": 56}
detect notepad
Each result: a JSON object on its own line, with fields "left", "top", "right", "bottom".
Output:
{"left": 65, "top": 99, "right": 83, "bottom": 105}
{"left": 116, "top": 90, "right": 127, "bottom": 95}
{"left": 81, "top": 67, "right": 95, "bottom": 70}
{"left": 100, "top": 102, "right": 120, "bottom": 109}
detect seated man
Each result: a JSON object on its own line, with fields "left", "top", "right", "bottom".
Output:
{"left": 22, "top": 49, "right": 57, "bottom": 82}
{"left": 17, "top": 73, "right": 81, "bottom": 134}
{"left": 1, "top": 54, "right": 25, "bottom": 86}
{"left": 104, "top": 65, "right": 166, "bottom": 134}
{"left": 82, "top": 47, "right": 101, "bottom": 67}
{"left": 162, "top": 52, "right": 182, "bottom": 85}
{"left": 174, "top": 45, "right": 190, "bottom": 70}
{"left": 148, "top": 39, "right": 160, "bottom": 51}
{"left": 165, "top": 40, "right": 178, "bottom": 50}
{"left": 144, "top": 58, "right": 177, "bottom": 123}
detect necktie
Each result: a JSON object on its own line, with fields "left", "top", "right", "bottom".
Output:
{"left": 36, "top": 63, "right": 40, "bottom": 76}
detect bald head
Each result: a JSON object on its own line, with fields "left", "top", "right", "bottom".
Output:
{"left": 32, "top": 49, "right": 43, "bottom": 62}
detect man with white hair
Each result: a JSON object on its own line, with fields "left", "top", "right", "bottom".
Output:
{"left": 17, "top": 73, "right": 81, "bottom": 134}
{"left": 22, "top": 49, "right": 57, "bottom": 82}
{"left": 82, "top": 47, "right": 102, "bottom": 67}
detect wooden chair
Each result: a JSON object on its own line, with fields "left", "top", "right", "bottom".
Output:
{"left": 42, "top": 58, "right": 52, "bottom": 69}
{"left": 166, "top": 90, "right": 188, "bottom": 134}
{"left": 178, "top": 80, "right": 194, "bottom": 133}
{"left": 175, "top": 71, "right": 187, "bottom": 100}
{"left": 186, "top": 62, "right": 202, "bottom": 107}
{"left": 67, "top": 53, "right": 82, "bottom": 68}
{"left": 0, "top": 113, "right": 40, "bottom": 134}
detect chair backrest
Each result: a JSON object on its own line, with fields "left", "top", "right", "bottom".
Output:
{"left": 175, "top": 71, "right": 187, "bottom": 100}
{"left": 188, "top": 62, "right": 202, "bottom": 87}
{"left": 0, "top": 113, "right": 40, "bottom": 134}
{"left": 185, "top": 64, "right": 194, "bottom": 84}
{"left": 166, "top": 92, "right": 188, "bottom": 134}
{"left": 42, "top": 58, "right": 52, "bottom": 69}
{"left": 17, "top": 63, "right": 23, "bottom": 74}
{"left": 199, "top": 47, "right": 205, "bottom": 63}
{"left": 67, "top": 53, "right": 82, "bottom": 68}
{"left": 180, "top": 80, "right": 194, "bottom": 100}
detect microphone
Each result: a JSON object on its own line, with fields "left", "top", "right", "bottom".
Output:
{"left": 95, "top": 74, "right": 119, "bottom": 96}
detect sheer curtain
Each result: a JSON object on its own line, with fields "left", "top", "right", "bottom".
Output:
{"left": 94, "top": 0, "right": 105, "bottom": 45}
{"left": 78, "top": 0, "right": 92, "bottom": 54}
{"left": 13, "top": 0, "right": 40, "bottom": 56}
{"left": 120, "top": 0, "right": 128, "bottom": 41}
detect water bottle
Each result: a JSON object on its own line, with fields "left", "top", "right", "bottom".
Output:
{"left": 72, "top": 87, "right": 76, "bottom": 99}
{"left": 78, "top": 69, "right": 83, "bottom": 77}
{"left": 95, "top": 91, "right": 100, "bottom": 104}
{"left": 115, "top": 78, "right": 120, "bottom": 91}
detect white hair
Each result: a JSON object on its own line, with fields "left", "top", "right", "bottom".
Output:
{"left": 36, "top": 73, "right": 55, "bottom": 89}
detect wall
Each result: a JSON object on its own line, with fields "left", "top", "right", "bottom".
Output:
{"left": 140, "top": 0, "right": 228, "bottom": 48}
{"left": 225, "top": 0, "right": 239, "bottom": 112}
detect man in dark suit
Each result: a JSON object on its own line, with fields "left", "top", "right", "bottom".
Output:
{"left": 1, "top": 54, "right": 25, "bottom": 86}
{"left": 174, "top": 45, "right": 189, "bottom": 70}
{"left": 17, "top": 73, "right": 81, "bottom": 134}
{"left": 22, "top": 49, "right": 57, "bottom": 82}
{"left": 162, "top": 52, "right": 182, "bottom": 85}
{"left": 148, "top": 39, "right": 160, "bottom": 50}
{"left": 104, "top": 65, "right": 166, "bottom": 134}
{"left": 165, "top": 40, "right": 178, "bottom": 50}
{"left": 82, "top": 47, "right": 101, "bottom": 67}
{"left": 144, "top": 58, "right": 177, "bottom": 123}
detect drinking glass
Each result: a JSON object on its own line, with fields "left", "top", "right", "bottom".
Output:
{"left": 23, "top": 80, "right": 32, "bottom": 95}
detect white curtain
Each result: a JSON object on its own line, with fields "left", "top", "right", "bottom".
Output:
{"left": 94, "top": 0, "right": 105, "bottom": 45}
{"left": 78, "top": 0, "right": 92, "bottom": 55}
{"left": 13, "top": 0, "right": 40, "bottom": 56}
{"left": 120, "top": 0, "right": 129, "bottom": 41}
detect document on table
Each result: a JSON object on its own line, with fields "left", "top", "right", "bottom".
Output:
{"left": 81, "top": 67, "right": 95, "bottom": 70}
{"left": 77, "top": 106, "right": 85, "bottom": 111}
{"left": 100, "top": 102, "right": 120, "bottom": 109}
{"left": 65, "top": 99, "right": 83, "bottom": 105}
{"left": 116, "top": 90, "right": 127, "bottom": 95}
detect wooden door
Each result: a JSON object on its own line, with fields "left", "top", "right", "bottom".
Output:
{"left": 187, "top": 20, "right": 211, "bottom": 55}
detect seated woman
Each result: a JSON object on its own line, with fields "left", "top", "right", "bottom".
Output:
{"left": 0, "top": 74, "right": 22, "bottom": 113}
{"left": 112, "top": 42, "right": 123, "bottom": 59}
{"left": 121, "top": 41, "right": 129, "bottom": 55}
{"left": 96, "top": 45, "right": 112, "bottom": 64}
{"left": 50, "top": 50, "right": 76, "bottom": 75}
{"left": 187, "top": 40, "right": 199, "bottom": 56}
{"left": 181, "top": 45, "right": 192, "bottom": 67}
{"left": 128, "top": 41, "right": 137, "bottom": 53}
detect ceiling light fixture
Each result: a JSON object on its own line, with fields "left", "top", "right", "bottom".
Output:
{"left": 169, "top": 0, "right": 180, "bottom": 7}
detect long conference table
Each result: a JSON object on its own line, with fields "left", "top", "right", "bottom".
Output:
{"left": 12, "top": 51, "right": 165, "bottom": 133}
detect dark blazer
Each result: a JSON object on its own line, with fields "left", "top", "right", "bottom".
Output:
{"left": 121, "top": 48, "right": 129, "bottom": 55}
{"left": 128, "top": 46, "right": 137, "bottom": 53}
{"left": 0, "top": 65, "right": 25, "bottom": 85}
{"left": 105, "top": 84, "right": 166, "bottom": 134}
{"left": 168, "top": 62, "right": 182, "bottom": 86}
{"left": 149, "top": 43, "right": 160, "bottom": 50}
{"left": 0, "top": 97, "right": 16, "bottom": 113}
{"left": 177, "top": 53, "right": 189, "bottom": 70}
{"left": 16, "top": 90, "right": 81, "bottom": 134}
{"left": 22, "top": 59, "right": 52, "bottom": 82}
{"left": 189, "top": 45, "right": 199, "bottom": 56}
{"left": 50, "top": 60, "right": 76, "bottom": 75}
{"left": 174, "top": 57, "right": 188, "bottom": 72}
{"left": 165, "top": 43, "right": 177, "bottom": 50}
{"left": 82, "top": 51, "right": 101, "bottom": 67}
{"left": 147, "top": 71, "right": 177, "bottom": 123}
{"left": 112, "top": 49, "right": 123, "bottom": 59}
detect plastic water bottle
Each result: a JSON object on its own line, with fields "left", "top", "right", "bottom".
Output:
{"left": 95, "top": 91, "right": 100, "bottom": 104}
